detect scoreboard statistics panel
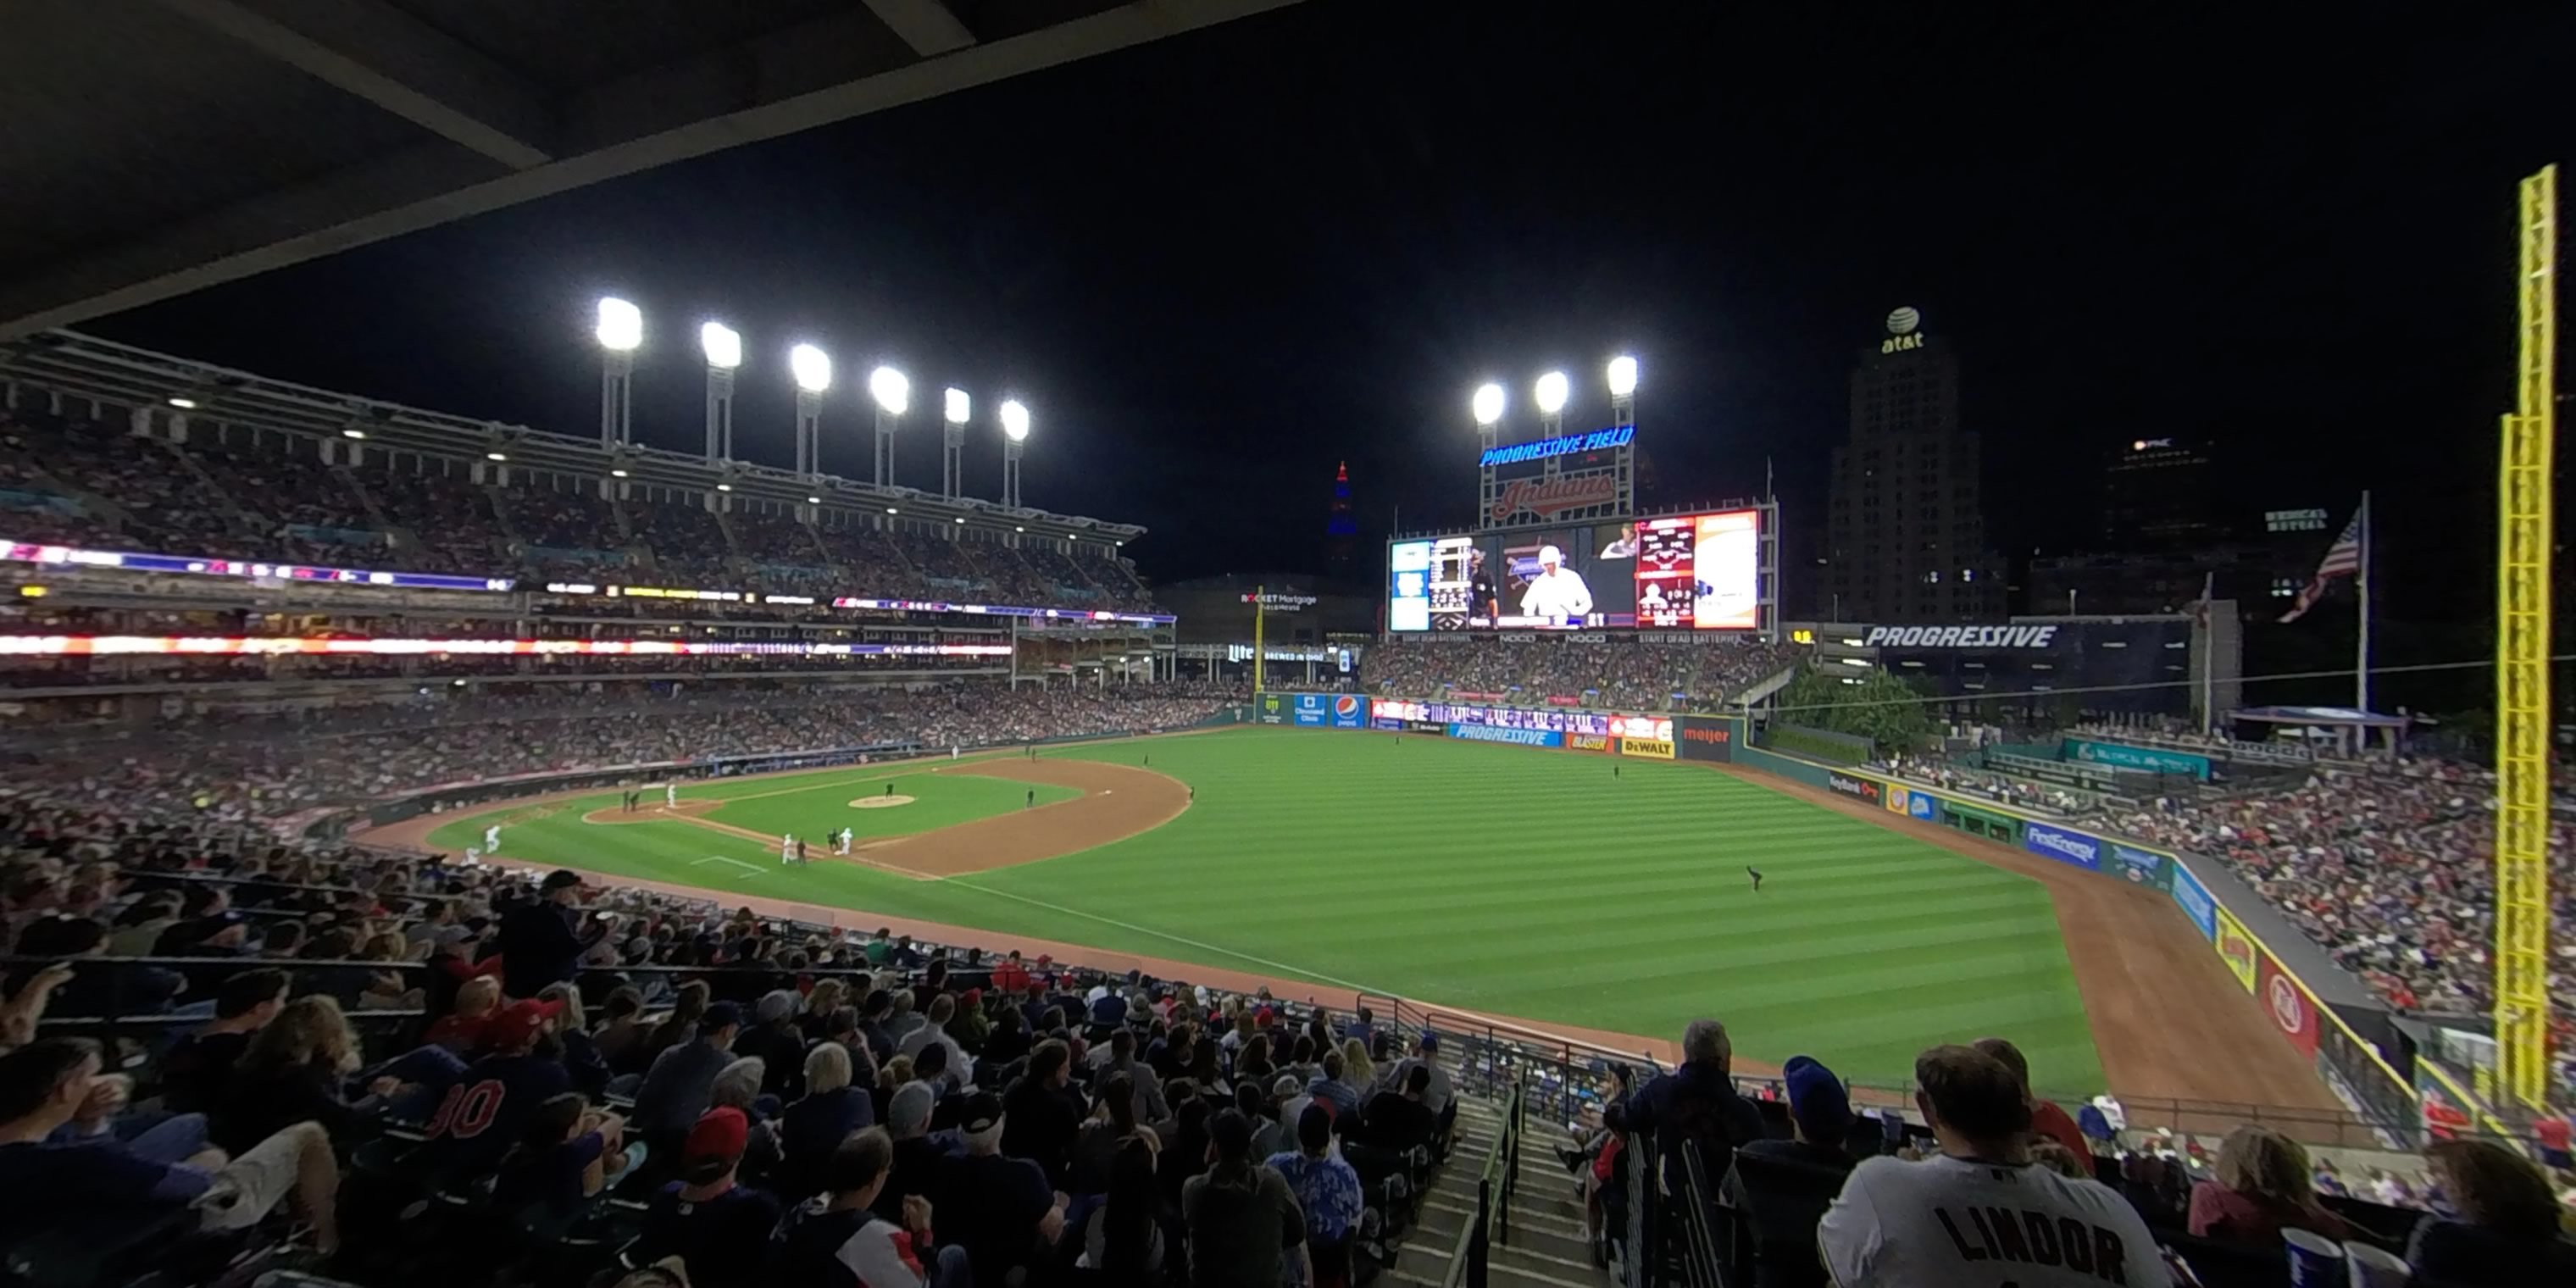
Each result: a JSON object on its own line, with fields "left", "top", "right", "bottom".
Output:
{"left": 1631, "top": 509, "right": 1760, "bottom": 630}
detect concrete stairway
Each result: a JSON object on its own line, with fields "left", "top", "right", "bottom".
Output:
{"left": 1387, "top": 1094, "right": 1610, "bottom": 1288}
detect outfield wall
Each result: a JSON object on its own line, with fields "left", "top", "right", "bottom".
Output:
{"left": 1277, "top": 694, "right": 2434, "bottom": 1144}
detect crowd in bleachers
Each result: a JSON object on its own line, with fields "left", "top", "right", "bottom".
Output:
{"left": 1570, "top": 1020, "right": 2575, "bottom": 1288}
{"left": 0, "top": 680, "right": 1231, "bottom": 829}
{"left": 1872, "top": 751, "right": 2093, "bottom": 814}
{"left": 2101, "top": 757, "right": 2576, "bottom": 1025}
{"left": 0, "top": 773, "right": 1468, "bottom": 1287}
{"left": 1360, "top": 636, "right": 1796, "bottom": 711}
{"left": 0, "top": 411, "right": 1158, "bottom": 613}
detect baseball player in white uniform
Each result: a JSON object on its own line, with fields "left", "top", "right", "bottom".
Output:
{"left": 483, "top": 824, "right": 502, "bottom": 853}
{"left": 665, "top": 783, "right": 678, "bottom": 808}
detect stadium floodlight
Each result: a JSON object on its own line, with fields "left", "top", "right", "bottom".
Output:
{"left": 1471, "top": 382, "right": 1505, "bottom": 426}
{"left": 341, "top": 429, "right": 366, "bottom": 440}
{"left": 167, "top": 396, "right": 198, "bottom": 409}
{"left": 596, "top": 297, "right": 642, "bottom": 352}
{"left": 1534, "top": 371, "right": 1569, "bottom": 415}
{"left": 486, "top": 451, "right": 508, "bottom": 461}
{"left": 869, "top": 365, "right": 910, "bottom": 415}
{"left": 790, "top": 344, "right": 832, "bottom": 392}
{"left": 945, "top": 387, "right": 971, "bottom": 425}
{"left": 998, "top": 399, "right": 1031, "bottom": 441}
{"left": 1607, "top": 355, "right": 1638, "bottom": 398}
{"left": 699, "top": 322, "right": 741, "bottom": 369}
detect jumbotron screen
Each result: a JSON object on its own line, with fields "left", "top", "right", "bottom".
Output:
{"left": 1385, "top": 526, "right": 1638, "bottom": 630}
{"left": 1632, "top": 509, "right": 1759, "bottom": 630}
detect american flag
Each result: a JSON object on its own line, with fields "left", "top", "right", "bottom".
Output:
{"left": 2279, "top": 508, "right": 2363, "bottom": 623}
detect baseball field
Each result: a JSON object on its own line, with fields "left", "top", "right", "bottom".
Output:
{"left": 414, "top": 725, "right": 2102, "bottom": 1089}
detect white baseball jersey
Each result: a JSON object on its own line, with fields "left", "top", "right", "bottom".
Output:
{"left": 484, "top": 825, "right": 501, "bottom": 851}
{"left": 1518, "top": 566, "right": 1594, "bottom": 620}
{"left": 666, "top": 785, "right": 677, "bottom": 807}
{"left": 1817, "top": 1154, "right": 2170, "bottom": 1288}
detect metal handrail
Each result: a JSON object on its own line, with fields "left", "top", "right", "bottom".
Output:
{"left": 1441, "top": 1072, "right": 1524, "bottom": 1288}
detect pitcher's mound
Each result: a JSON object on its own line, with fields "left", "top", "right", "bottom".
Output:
{"left": 849, "top": 795, "right": 917, "bottom": 808}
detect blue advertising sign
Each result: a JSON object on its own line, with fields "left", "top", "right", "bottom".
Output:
{"left": 2108, "top": 842, "right": 2171, "bottom": 891}
{"left": 1904, "top": 789, "right": 1936, "bottom": 821}
{"left": 2022, "top": 820, "right": 2104, "bottom": 872}
{"left": 2062, "top": 738, "right": 2212, "bottom": 782}
{"left": 1329, "top": 694, "right": 1368, "bottom": 729}
{"left": 1291, "top": 693, "right": 1330, "bottom": 727}
{"left": 1477, "top": 424, "right": 1634, "bottom": 467}
{"left": 1449, "top": 723, "right": 1563, "bottom": 747}
{"left": 2168, "top": 861, "right": 2219, "bottom": 941}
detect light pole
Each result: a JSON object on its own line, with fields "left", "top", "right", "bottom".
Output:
{"left": 1473, "top": 381, "right": 1505, "bottom": 525}
{"left": 790, "top": 344, "right": 831, "bottom": 477}
{"left": 1607, "top": 353, "right": 1637, "bottom": 428}
{"left": 701, "top": 322, "right": 741, "bottom": 462}
{"left": 941, "top": 386, "right": 970, "bottom": 498}
{"left": 1534, "top": 370, "right": 1569, "bottom": 480}
{"left": 869, "top": 366, "right": 908, "bottom": 488}
{"left": 596, "top": 297, "right": 641, "bottom": 447}
{"left": 998, "top": 399, "right": 1030, "bottom": 508}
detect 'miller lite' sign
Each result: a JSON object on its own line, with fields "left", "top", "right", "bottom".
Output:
{"left": 1863, "top": 625, "right": 2060, "bottom": 649}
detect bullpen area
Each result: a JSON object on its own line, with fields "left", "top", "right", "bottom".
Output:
{"left": 394, "top": 724, "right": 2103, "bottom": 1089}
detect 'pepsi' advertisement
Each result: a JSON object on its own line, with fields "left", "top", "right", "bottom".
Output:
{"left": 1283, "top": 692, "right": 1370, "bottom": 729}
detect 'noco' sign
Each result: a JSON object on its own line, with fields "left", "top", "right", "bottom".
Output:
{"left": 1478, "top": 425, "right": 1635, "bottom": 468}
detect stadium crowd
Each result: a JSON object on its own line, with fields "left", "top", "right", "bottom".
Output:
{"left": 1360, "top": 637, "right": 1796, "bottom": 712}
{"left": 2101, "top": 756, "right": 2576, "bottom": 1026}
{"left": 0, "top": 410, "right": 1158, "bottom": 613}
{"left": 0, "top": 774, "right": 1470, "bottom": 1288}
{"left": 0, "top": 680, "right": 1234, "bottom": 830}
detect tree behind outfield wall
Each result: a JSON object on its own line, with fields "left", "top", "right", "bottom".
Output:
{"left": 1775, "top": 663, "right": 1934, "bottom": 754}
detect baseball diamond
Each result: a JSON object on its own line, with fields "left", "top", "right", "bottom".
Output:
{"left": 374, "top": 724, "right": 2322, "bottom": 1100}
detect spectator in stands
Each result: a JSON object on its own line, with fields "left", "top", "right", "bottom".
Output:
{"left": 1307, "top": 1049, "right": 1358, "bottom": 1117}
{"left": 491, "top": 1091, "right": 637, "bottom": 1230}
{"left": 1182, "top": 1108, "right": 1307, "bottom": 1288}
{"left": 1069, "top": 1071, "right": 1141, "bottom": 1196}
{"left": 640, "top": 980, "right": 711, "bottom": 1070}
{"left": 899, "top": 992, "right": 969, "bottom": 1074}
{"left": 736, "top": 989, "right": 807, "bottom": 1098}
{"left": 0, "top": 1037, "right": 342, "bottom": 1253}
{"left": 772, "top": 1125, "right": 964, "bottom": 1287}
{"left": 1265, "top": 1102, "right": 1363, "bottom": 1285}
{"left": 874, "top": 1082, "right": 942, "bottom": 1224}
{"left": 634, "top": 1107, "right": 780, "bottom": 1288}
{"left": 2406, "top": 1138, "right": 2576, "bottom": 1285}
{"left": 498, "top": 869, "right": 609, "bottom": 997}
{"left": 2185, "top": 1125, "right": 2351, "bottom": 1246}
{"left": 1606, "top": 1018, "right": 1765, "bottom": 1190}
{"left": 1096, "top": 1027, "right": 1169, "bottom": 1122}
{"left": 1358, "top": 1063, "right": 1440, "bottom": 1158}
{"left": 1080, "top": 1134, "right": 1168, "bottom": 1278}
{"left": 1000, "top": 1039, "right": 1083, "bottom": 1189}
{"left": 158, "top": 966, "right": 287, "bottom": 1113}
{"left": 1972, "top": 1036, "right": 2092, "bottom": 1162}
{"left": 214, "top": 994, "right": 370, "bottom": 1153}
{"left": 1816, "top": 1045, "right": 2166, "bottom": 1287}
{"left": 779, "top": 1041, "right": 874, "bottom": 1202}
{"left": 634, "top": 1001, "right": 742, "bottom": 1143}
{"left": 422, "top": 974, "right": 502, "bottom": 1053}
{"left": 422, "top": 997, "right": 574, "bottom": 1175}
{"left": 1738, "top": 1054, "right": 1858, "bottom": 1173}
{"left": 934, "top": 1090, "right": 1066, "bottom": 1286}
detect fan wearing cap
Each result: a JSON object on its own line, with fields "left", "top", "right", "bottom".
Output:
{"left": 931, "top": 1090, "right": 1067, "bottom": 1286}
{"left": 498, "top": 869, "right": 613, "bottom": 999}
{"left": 634, "top": 1107, "right": 781, "bottom": 1288}
{"left": 1738, "top": 1054, "right": 1860, "bottom": 1174}
{"left": 1518, "top": 543, "right": 1594, "bottom": 624}
{"left": 421, "top": 997, "right": 574, "bottom": 1174}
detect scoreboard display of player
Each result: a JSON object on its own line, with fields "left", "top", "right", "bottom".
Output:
{"left": 1633, "top": 509, "right": 1760, "bottom": 630}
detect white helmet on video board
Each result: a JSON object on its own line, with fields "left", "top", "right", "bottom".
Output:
{"left": 1537, "top": 544, "right": 1563, "bottom": 568}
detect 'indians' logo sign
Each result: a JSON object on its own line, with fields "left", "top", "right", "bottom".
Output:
{"left": 1490, "top": 474, "right": 1616, "bottom": 522}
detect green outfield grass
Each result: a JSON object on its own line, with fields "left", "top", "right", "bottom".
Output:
{"left": 427, "top": 726, "right": 2101, "bottom": 1088}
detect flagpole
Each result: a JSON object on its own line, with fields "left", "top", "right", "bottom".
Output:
{"left": 2199, "top": 571, "right": 2216, "bottom": 736}
{"left": 2355, "top": 490, "right": 2373, "bottom": 711}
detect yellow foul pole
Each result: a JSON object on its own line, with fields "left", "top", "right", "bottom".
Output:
{"left": 2496, "top": 163, "right": 2555, "bottom": 1108}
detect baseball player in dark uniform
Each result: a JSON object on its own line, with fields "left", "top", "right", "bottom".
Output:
{"left": 1746, "top": 865, "right": 1764, "bottom": 893}
{"left": 1468, "top": 548, "right": 1500, "bottom": 622}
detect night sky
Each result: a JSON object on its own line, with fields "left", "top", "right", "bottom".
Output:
{"left": 86, "top": 3, "right": 2573, "bottom": 626}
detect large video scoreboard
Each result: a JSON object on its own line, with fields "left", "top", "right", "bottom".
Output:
{"left": 1385, "top": 508, "right": 1761, "bottom": 633}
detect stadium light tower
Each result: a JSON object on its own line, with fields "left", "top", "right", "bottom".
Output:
{"left": 790, "top": 343, "right": 831, "bottom": 477}
{"left": 1535, "top": 369, "right": 1570, "bottom": 480}
{"left": 941, "top": 386, "right": 970, "bottom": 499}
{"left": 1473, "top": 381, "right": 1507, "bottom": 525}
{"left": 701, "top": 322, "right": 741, "bottom": 462}
{"left": 1607, "top": 353, "right": 1638, "bottom": 460}
{"left": 998, "top": 398, "right": 1030, "bottom": 508}
{"left": 869, "top": 365, "right": 908, "bottom": 488}
{"left": 595, "top": 297, "right": 641, "bottom": 448}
